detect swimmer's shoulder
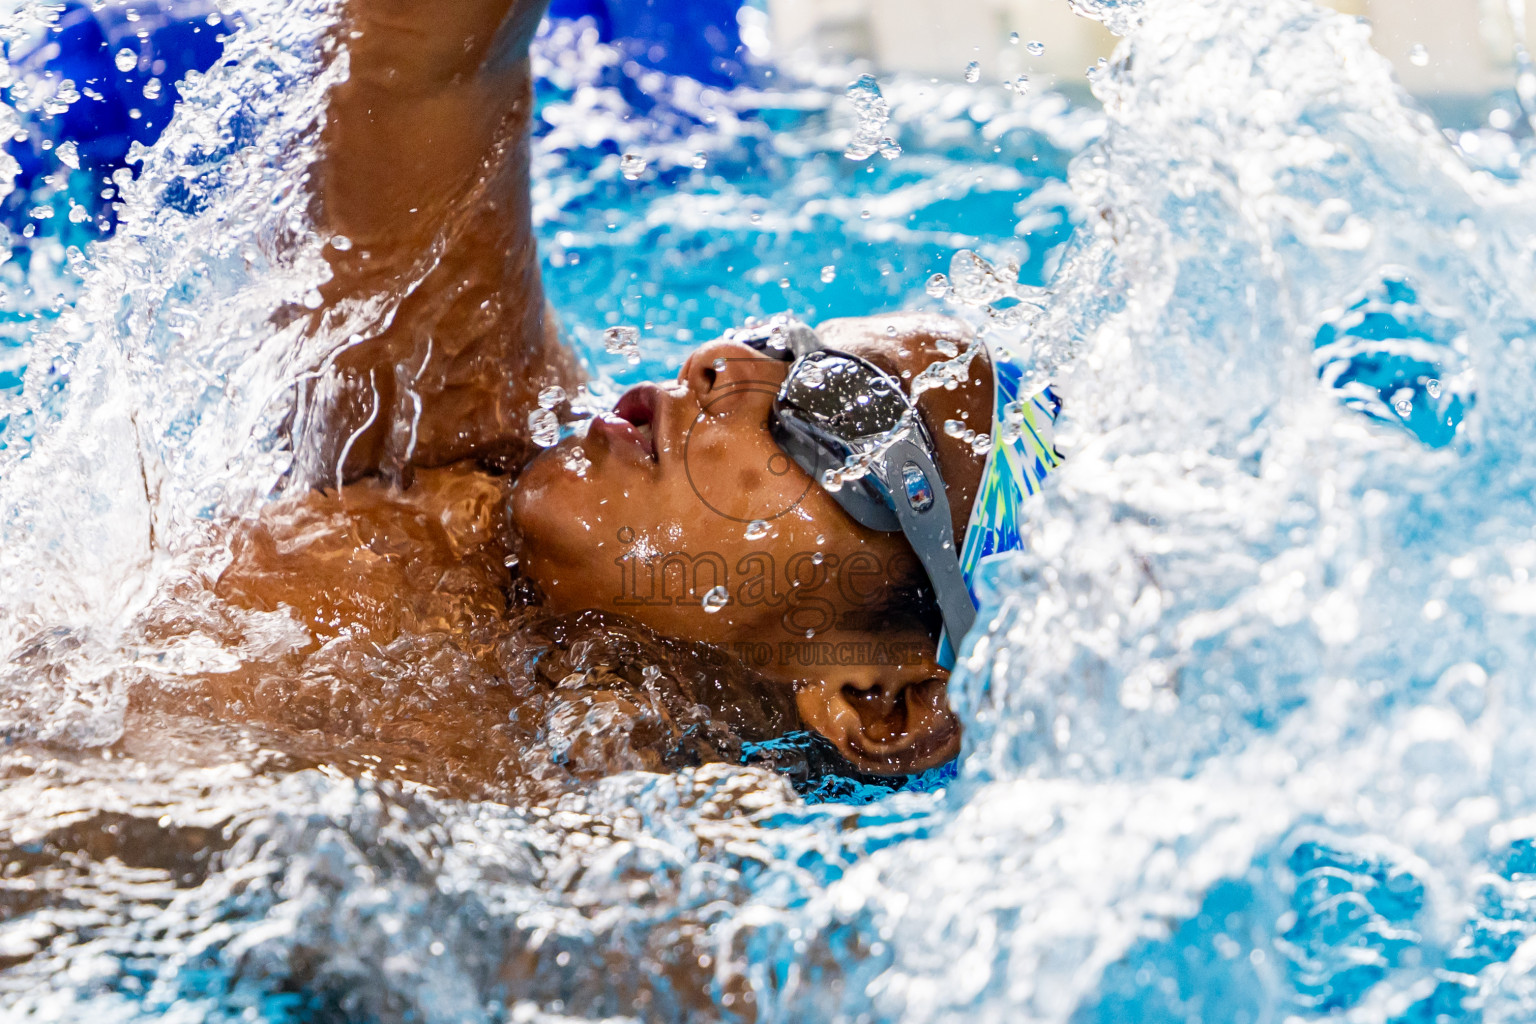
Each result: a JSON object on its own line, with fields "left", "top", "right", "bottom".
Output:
{"left": 216, "top": 462, "right": 516, "bottom": 639}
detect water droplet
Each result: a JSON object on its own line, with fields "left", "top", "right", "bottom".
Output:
{"left": 691, "top": 151, "right": 708, "bottom": 169}
{"left": 820, "top": 468, "right": 844, "bottom": 492}
{"left": 529, "top": 408, "right": 560, "bottom": 447}
{"left": 538, "top": 385, "right": 567, "bottom": 409}
{"left": 878, "top": 136, "right": 902, "bottom": 159}
{"left": 811, "top": 552, "right": 825, "bottom": 565}
{"left": 330, "top": 234, "right": 353, "bottom": 252}
{"left": 971, "top": 433, "right": 994, "bottom": 455}
{"left": 701, "top": 586, "right": 730, "bottom": 613}
{"left": 820, "top": 265, "right": 837, "bottom": 283}
{"left": 503, "top": 553, "right": 520, "bottom": 569}
{"left": 860, "top": 209, "right": 872, "bottom": 220}
{"left": 948, "top": 249, "right": 1020, "bottom": 304}
{"left": 603, "top": 325, "right": 641, "bottom": 363}
{"left": 935, "top": 337, "right": 960, "bottom": 358}
{"left": 964, "top": 61, "right": 981, "bottom": 83}
{"left": 927, "top": 273, "right": 951, "bottom": 299}
{"left": 564, "top": 445, "right": 591, "bottom": 476}
{"left": 815, "top": 535, "right": 826, "bottom": 546}
{"left": 620, "top": 152, "right": 647, "bottom": 179}
{"left": 1009, "top": 74, "right": 1030, "bottom": 95}
{"left": 55, "top": 140, "right": 78, "bottom": 169}
{"left": 1027, "top": 40, "right": 1046, "bottom": 56}
{"left": 115, "top": 48, "right": 137, "bottom": 73}
{"left": 744, "top": 519, "right": 771, "bottom": 540}
{"left": 1409, "top": 43, "right": 1429, "bottom": 67}
{"left": 1426, "top": 378, "right": 1443, "bottom": 399}
{"left": 142, "top": 77, "right": 162, "bottom": 101}
{"left": 642, "top": 664, "right": 663, "bottom": 685}
{"left": 799, "top": 363, "right": 826, "bottom": 388}
{"left": 944, "top": 419, "right": 967, "bottom": 437}
{"left": 844, "top": 74, "right": 891, "bottom": 161}
{"left": 1009, "top": 32, "right": 1020, "bottom": 45}
{"left": 712, "top": 357, "right": 728, "bottom": 373}
{"left": 1395, "top": 399, "right": 1413, "bottom": 417}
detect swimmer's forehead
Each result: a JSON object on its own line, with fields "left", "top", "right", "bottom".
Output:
{"left": 812, "top": 313, "right": 985, "bottom": 384}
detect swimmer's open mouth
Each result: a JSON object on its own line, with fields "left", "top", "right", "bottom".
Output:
{"left": 595, "top": 383, "right": 661, "bottom": 462}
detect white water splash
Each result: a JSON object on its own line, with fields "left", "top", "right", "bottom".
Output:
{"left": 0, "top": 0, "right": 345, "bottom": 744}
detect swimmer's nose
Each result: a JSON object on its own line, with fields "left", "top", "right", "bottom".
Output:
{"left": 680, "top": 340, "right": 789, "bottom": 401}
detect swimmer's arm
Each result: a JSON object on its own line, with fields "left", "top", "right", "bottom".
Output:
{"left": 307, "top": 0, "right": 578, "bottom": 480}
{"left": 321, "top": 0, "right": 545, "bottom": 259}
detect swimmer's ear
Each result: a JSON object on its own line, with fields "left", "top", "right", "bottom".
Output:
{"left": 794, "top": 661, "right": 960, "bottom": 776}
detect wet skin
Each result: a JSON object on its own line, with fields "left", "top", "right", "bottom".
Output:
{"left": 221, "top": 0, "right": 1000, "bottom": 777}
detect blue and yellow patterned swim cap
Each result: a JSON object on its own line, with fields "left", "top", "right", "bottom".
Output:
{"left": 936, "top": 355, "right": 1061, "bottom": 668}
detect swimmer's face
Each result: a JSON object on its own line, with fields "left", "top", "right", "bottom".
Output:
{"left": 511, "top": 315, "right": 990, "bottom": 774}
{"left": 513, "top": 337, "right": 917, "bottom": 642}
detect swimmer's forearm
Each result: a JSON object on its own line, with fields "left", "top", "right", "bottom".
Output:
{"left": 342, "top": 0, "right": 546, "bottom": 92}
{"left": 320, "top": 0, "right": 550, "bottom": 254}
{"left": 306, "top": 0, "right": 575, "bottom": 479}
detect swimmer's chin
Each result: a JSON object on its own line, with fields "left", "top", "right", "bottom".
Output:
{"left": 519, "top": 436, "right": 583, "bottom": 494}
{"left": 516, "top": 430, "right": 588, "bottom": 481}
{"left": 512, "top": 440, "right": 568, "bottom": 522}
{"left": 511, "top": 434, "right": 609, "bottom": 561}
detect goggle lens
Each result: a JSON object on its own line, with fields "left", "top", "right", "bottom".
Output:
{"left": 778, "top": 351, "right": 909, "bottom": 440}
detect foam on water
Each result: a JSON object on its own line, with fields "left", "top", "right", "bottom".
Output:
{"left": 5, "top": 0, "right": 1536, "bottom": 1020}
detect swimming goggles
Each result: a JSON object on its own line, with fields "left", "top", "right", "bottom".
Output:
{"left": 733, "top": 314, "right": 1060, "bottom": 669}
{"left": 733, "top": 316, "right": 977, "bottom": 657}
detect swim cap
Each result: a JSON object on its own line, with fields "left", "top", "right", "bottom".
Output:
{"left": 936, "top": 354, "right": 1061, "bottom": 668}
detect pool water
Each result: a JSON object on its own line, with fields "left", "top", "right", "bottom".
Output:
{"left": 6, "top": 0, "right": 1536, "bottom": 1020}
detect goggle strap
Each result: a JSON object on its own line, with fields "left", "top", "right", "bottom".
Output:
{"left": 736, "top": 319, "right": 822, "bottom": 361}
{"left": 783, "top": 322, "right": 823, "bottom": 359}
{"left": 878, "top": 437, "right": 977, "bottom": 650}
